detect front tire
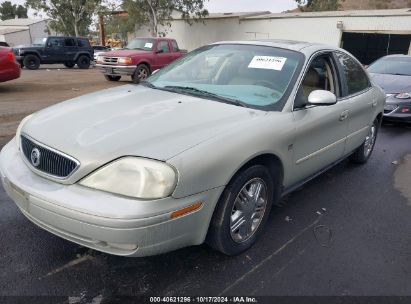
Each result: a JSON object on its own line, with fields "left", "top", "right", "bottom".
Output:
{"left": 207, "top": 165, "right": 278, "bottom": 255}
{"left": 77, "top": 55, "right": 91, "bottom": 69}
{"left": 104, "top": 75, "right": 121, "bottom": 81}
{"left": 350, "top": 118, "right": 379, "bottom": 164}
{"left": 23, "top": 55, "right": 40, "bottom": 70}
{"left": 132, "top": 64, "right": 150, "bottom": 84}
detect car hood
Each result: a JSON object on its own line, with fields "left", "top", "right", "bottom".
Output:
{"left": 101, "top": 49, "right": 151, "bottom": 57}
{"left": 369, "top": 73, "right": 411, "bottom": 94}
{"left": 22, "top": 85, "right": 261, "bottom": 182}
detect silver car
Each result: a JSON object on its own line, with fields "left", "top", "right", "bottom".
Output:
{"left": 0, "top": 40, "right": 385, "bottom": 257}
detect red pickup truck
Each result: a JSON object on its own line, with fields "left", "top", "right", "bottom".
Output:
{"left": 96, "top": 37, "right": 186, "bottom": 83}
{"left": 0, "top": 47, "right": 20, "bottom": 83}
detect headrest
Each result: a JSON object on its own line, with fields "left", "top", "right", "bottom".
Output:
{"left": 303, "top": 68, "right": 320, "bottom": 87}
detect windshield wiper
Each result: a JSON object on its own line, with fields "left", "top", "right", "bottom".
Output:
{"left": 163, "top": 86, "right": 249, "bottom": 108}
{"left": 140, "top": 81, "right": 156, "bottom": 88}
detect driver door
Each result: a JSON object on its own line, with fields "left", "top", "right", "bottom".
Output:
{"left": 46, "top": 37, "right": 65, "bottom": 62}
{"left": 289, "top": 52, "right": 349, "bottom": 185}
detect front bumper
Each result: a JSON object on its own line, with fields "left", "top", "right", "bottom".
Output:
{"left": 383, "top": 100, "right": 411, "bottom": 122}
{"left": 95, "top": 64, "right": 137, "bottom": 76}
{"left": 0, "top": 139, "right": 223, "bottom": 257}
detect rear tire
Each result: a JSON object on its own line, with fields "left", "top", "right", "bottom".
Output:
{"left": 64, "top": 62, "right": 75, "bottom": 68}
{"left": 207, "top": 165, "right": 279, "bottom": 255}
{"left": 132, "top": 64, "right": 150, "bottom": 84}
{"left": 349, "top": 118, "right": 379, "bottom": 164}
{"left": 77, "top": 55, "right": 90, "bottom": 69}
{"left": 104, "top": 75, "right": 121, "bottom": 81}
{"left": 23, "top": 55, "right": 40, "bottom": 70}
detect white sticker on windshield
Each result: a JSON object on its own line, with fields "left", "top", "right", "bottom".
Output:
{"left": 144, "top": 42, "right": 153, "bottom": 48}
{"left": 248, "top": 56, "right": 287, "bottom": 71}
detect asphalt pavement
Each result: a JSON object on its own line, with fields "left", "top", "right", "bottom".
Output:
{"left": 0, "top": 123, "right": 411, "bottom": 302}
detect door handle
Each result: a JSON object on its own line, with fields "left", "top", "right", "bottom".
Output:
{"left": 340, "top": 110, "right": 349, "bottom": 121}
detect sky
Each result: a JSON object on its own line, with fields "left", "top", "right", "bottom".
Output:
{"left": 5, "top": 0, "right": 298, "bottom": 14}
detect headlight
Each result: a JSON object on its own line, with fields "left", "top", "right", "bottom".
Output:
{"left": 118, "top": 57, "right": 132, "bottom": 65}
{"left": 79, "top": 157, "right": 177, "bottom": 199}
{"left": 395, "top": 92, "right": 411, "bottom": 99}
{"left": 96, "top": 56, "right": 104, "bottom": 63}
{"left": 16, "top": 114, "right": 33, "bottom": 150}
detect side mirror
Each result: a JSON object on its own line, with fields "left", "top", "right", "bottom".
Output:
{"left": 308, "top": 90, "right": 337, "bottom": 106}
{"left": 156, "top": 49, "right": 164, "bottom": 54}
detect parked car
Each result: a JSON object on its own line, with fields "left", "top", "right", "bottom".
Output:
{"left": 92, "top": 45, "right": 111, "bottom": 62}
{"left": 368, "top": 55, "right": 411, "bottom": 123}
{"left": 13, "top": 36, "right": 94, "bottom": 70}
{"left": 0, "top": 41, "right": 10, "bottom": 47}
{"left": 0, "top": 40, "right": 385, "bottom": 257}
{"left": 0, "top": 46, "right": 20, "bottom": 83}
{"left": 95, "top": 37, "right": 186, "bottom": 83}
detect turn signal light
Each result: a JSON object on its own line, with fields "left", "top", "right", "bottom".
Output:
{"left": 171, "top": 202, "right": 203, "bottom": 219}
{"left": 118, "top": 57, "right": 133, "bottom": 65}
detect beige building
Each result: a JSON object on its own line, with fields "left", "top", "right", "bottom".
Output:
{"left": 131, "top": 8, "right": 411, "bottom": 64}
{"left": 0, "top": 18, "right": 50, "bottom": 47}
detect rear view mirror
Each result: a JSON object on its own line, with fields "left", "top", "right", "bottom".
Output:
{"left": 308, "top": 90, "right": 337, "bottom": 106}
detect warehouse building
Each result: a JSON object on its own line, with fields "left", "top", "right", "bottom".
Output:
{"left": 0, "top": 18, "right": 50, "bottom": 47}
{"left": 133, "top": 8, "right": 411, "bottom": 64}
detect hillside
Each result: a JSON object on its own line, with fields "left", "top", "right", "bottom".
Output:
{"left": 341, "top": 0, "right": 411, "bottom": 9}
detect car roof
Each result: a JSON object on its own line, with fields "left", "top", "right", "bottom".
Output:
{"left": 212, "top": 39, "right": 336, "bottom": 53}
{"left": 380, "top": 54, "right": 411, "bottom": 59}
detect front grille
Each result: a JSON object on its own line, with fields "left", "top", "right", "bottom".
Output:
{"left": 20, "top": 135, "right": 79, "bottom": 179}
{"left": 103, "top": 57, "right": 118, "bottom": 64}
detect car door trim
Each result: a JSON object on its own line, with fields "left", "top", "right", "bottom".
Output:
{"left": 346, "top": 126, "right": 369, "bottom": 140}
{"left": 296, "top": 137, "right": 346, "bottom": 165}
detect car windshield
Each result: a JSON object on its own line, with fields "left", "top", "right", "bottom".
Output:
{"left": 368, "top": 56, "right": 411, "bottom": 76}
{"left": 145, "top": 44, "right": 304, "bottom": 111}
{"left": 33, "top": 37, "right": 47, "bottom": 46}
{"left": 124, "top": 38, "right": 155, "bottom": 51}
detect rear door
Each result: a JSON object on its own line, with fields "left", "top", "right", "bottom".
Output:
{"left": 62, "top": 37, "right": 77, "bottom": 62}
{"left": 154, "top": 40, "right": 173, "bottom": 69}
{"left": 170, "top": 40, "right": 182, "bottom": 61}
{"left": 334, "top": 51, "right": 374, "bottom": 154}
{"left": 290, "top": 52, "right": 349, "bottom": 185}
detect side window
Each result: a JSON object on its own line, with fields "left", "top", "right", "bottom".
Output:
{"left": 77, "top": 39, "right": 88, "bottom": 47}
{"left": 64, "top": 38, "right": 76, "bottom": 47}
{"left": 171, "top": 41, "right": 179, "bottom": 52}
{"left": 157, "top": 41, "right": 170, "bottom": 53}
{"left": 336, "top": 52, "right": 370, "bottom": 96}
{"left": 295, "top": 55, "right": 338, "bottom": 109}
{"left": 48, "top": 37, "right": 64, "bottom": 47}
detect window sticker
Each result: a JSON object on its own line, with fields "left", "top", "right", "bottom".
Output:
{"left": 248, "top": 56, "right": 287, "bottom": 71}
{"left": 144, "top": 42, "right": 153, "bottom": 48}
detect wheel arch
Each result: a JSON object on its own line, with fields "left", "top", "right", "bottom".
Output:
{"left": 22, "top": 52, "right": 41, "bottom": 60}
{"left": 136, "top": 61, "right": 151, "bottom": 73}
{"left": 74, "top": 52, "right": 91, "bottom": 61}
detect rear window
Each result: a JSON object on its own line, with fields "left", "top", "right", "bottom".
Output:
{"left": 77, "top": 39, "right": 90, "bottom": 48}
{"left": 336, "top": 52, "right": 370, "bottom": 96}
{"left": 367, "top": 56, "right": 411, "bottom": 76}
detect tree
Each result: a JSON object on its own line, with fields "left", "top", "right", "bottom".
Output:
{"left": 122, "top": 0, "right": 208, "bottom": 37}
{"left": 26, "top": 0, "right": 102, "bottom": 36}
{"left": 0, "top": 1, "right": 28, "bottom": 20}
{"left": 294, "top": 0, "right": 344, "bottom": 11}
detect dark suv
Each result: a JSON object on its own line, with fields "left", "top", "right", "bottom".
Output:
{"left": 14, "top": 36, "right": 94, "bottom": 70}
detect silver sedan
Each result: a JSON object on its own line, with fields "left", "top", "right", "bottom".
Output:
{"left": 0, "top": 40, "right": 385, "bottom": 257}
